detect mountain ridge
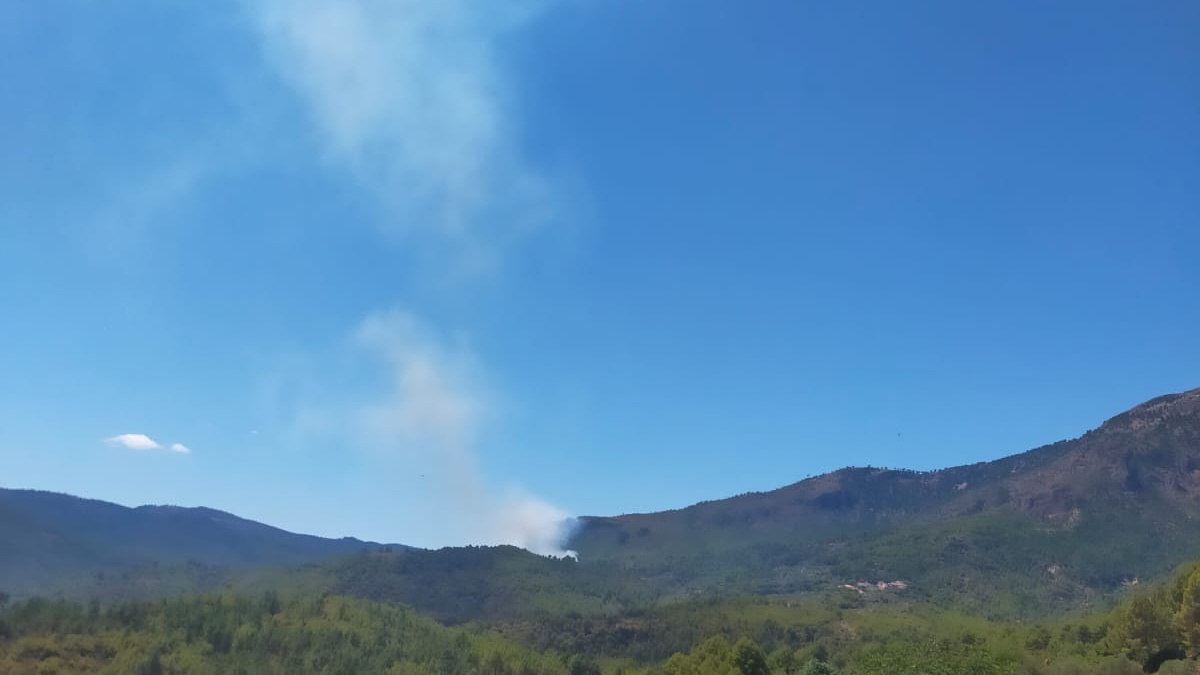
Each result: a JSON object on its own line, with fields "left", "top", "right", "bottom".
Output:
{"left": 3, "top": 387, "right": 1200, "bottom": 621}
{"left": 579, "top": 387, "right": 1200, "bottom": 518}
{"left": 561, "top": 387, "right": 1200, "bottom": 617}
{"left": 0, "top": 486, "right": 406, "bottom": 598}
{"left": 574, "top": 387, "right": 1200, "bottom": 528}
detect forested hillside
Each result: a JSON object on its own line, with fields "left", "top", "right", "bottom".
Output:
{"left": 0, "top": 593, "right": 576, "bottom": 675}
{"left": 568, "top": 389, "right": 1200, "bottom": 618}
{"left": 8, "top": 561, "right": 1200, "bottom": 675}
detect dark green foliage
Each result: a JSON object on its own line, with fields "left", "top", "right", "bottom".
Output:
{"left": 796, "top": 661, "right": 837, "bottom": 675}
{"left": 569, "top": 655, "right": 603, "bottom": 675}
{"left": 657, "top": 636, "right": 737, "bottom": 675}
{"left": 1110, "top": 595, "right": 1181, "bottom": 669}
{"left": 1175, "top": 567, "right": 1200, "bottom": 658}
{"left": 329, "top": 547, "right": 636, "bottom": 623}
{"left": 0, "top": 593, "right": 570, "bottom": 675}
{"left": 1097, "top": 564, "right": 1200, "bottom": 671}
{"left": 1157, "top": 660, "right": 1193, "bottom": 675}
{"left": 8, "top": 554, "right": 1200, "bottom": 675}
{"left": 851, "top": 639, "right": 1016, "bottom": 675}
{"left": 732, "top": 639, "right": 769, "bottom": 675}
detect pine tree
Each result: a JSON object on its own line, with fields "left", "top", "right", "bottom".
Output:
{"left": 1174, "top": 567, "right": 1200, "bottom": 658}
{"left": 733, "top": 639, "right": 769, "bottom": 675}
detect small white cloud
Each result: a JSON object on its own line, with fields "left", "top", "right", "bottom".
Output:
{"left": 105, "top": 434, "right": 163, "bottom": 451}
{"left": 104, "top": 434, "right": 192, "bottom": 456}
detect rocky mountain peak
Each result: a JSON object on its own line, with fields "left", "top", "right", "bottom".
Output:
{"left": 1097, "top": 388, "right": 1200, "bottom": 435}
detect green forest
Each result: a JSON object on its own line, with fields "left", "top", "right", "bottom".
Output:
{"left": 8, "top": 561, "right": 1200, "bottom": 675}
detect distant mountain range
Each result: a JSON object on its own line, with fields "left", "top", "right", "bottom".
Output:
{"left": 3, "top": 388, "right": 1199, "bottom": 622}
{"left": 566, "top": 387, "right": 1200, "bottom": 617}
{"left": 0, "top": 488, "right": 401, "bottom": 599}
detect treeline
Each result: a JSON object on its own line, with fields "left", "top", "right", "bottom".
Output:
{"left": 635, "top": 628, "right": 1132, "bottom": 675}
{"left": 1107, "top": 563, "right": 1200, "bottom": 672}
{"left": 651, "top": 637, "right": 838, "bottom": 675}
{"left": 635, "top": 561, "right": 1200, "bottom": 675}
{"left": 0, "top": 592, "right": 581, "bottom": 675}
{"left": 638, "top": 634, "right": 1021, "bottom": 675}
{"left": 8, "top": 562, "right": 1200, "bottom": 675}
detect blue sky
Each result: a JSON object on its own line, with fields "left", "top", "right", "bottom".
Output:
{"left": 1, "top": 0, "right": 1197, "bottom": 551}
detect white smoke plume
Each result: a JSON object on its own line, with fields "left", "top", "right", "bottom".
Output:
{"left": 350, "top": 309, "right": 576, "bottom": 557}
{"left": 498, "top": 491, "right": 578, "bottom": 559}
{"left": 247, "top": 0, "right": 560, "bottom": 262}
{"left": 248, "top": 0, "right": 578, "bottom": 554}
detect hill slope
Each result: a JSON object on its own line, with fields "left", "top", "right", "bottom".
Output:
{"left": 0, "top": 489, "right": 402, "bottom": 598}
{"left": 568, "top": 388, "right": 1200, "bottom": 617}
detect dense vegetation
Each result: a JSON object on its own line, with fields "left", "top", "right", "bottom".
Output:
{"left": 9, "top": 562, "right": 1200, "bottom": 675}
{"left": 0, "top": 592, "right": 575, "bottom": 675}
{"left": 298, "top": 505, "right": 1200, "bottom": 627}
